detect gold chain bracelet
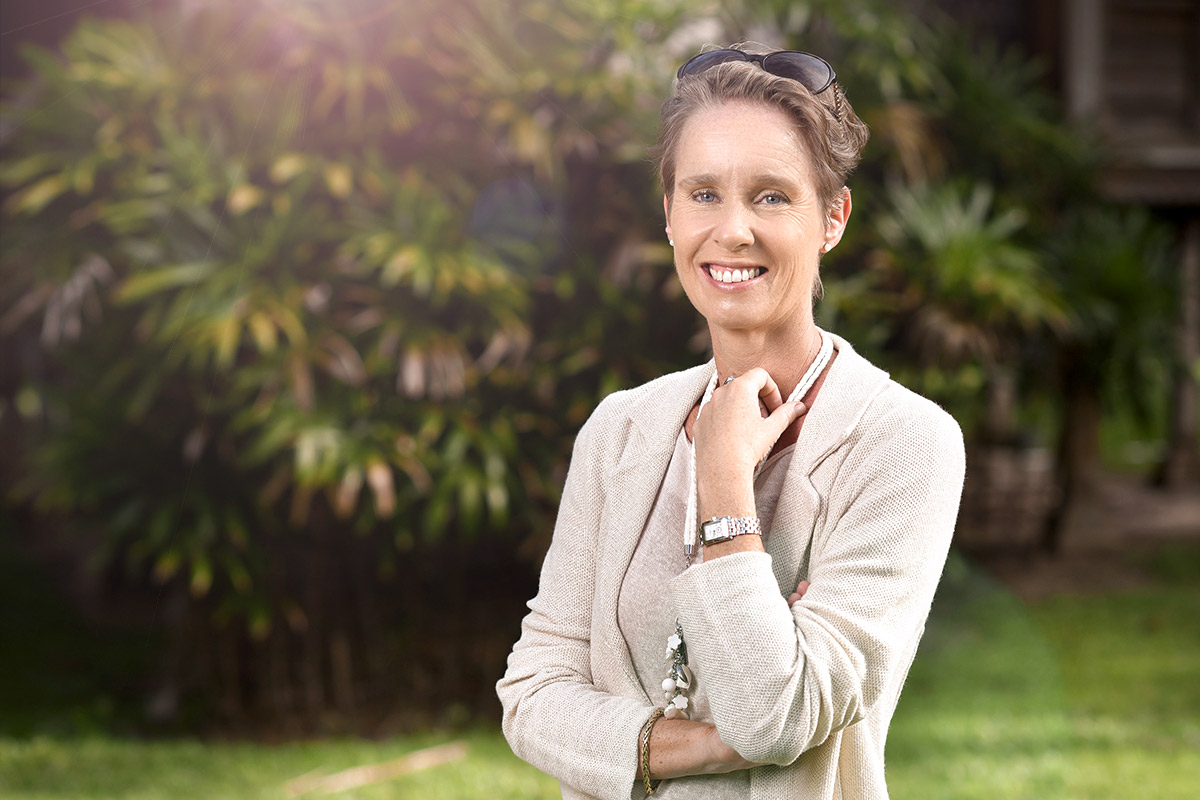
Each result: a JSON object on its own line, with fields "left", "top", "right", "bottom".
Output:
{"left": 639, "top": 707, "right": 665, "bottom": 796}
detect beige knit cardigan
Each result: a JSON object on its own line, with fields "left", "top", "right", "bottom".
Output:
{"left": 497, "top": 334, "right": 965, "bottom": 799}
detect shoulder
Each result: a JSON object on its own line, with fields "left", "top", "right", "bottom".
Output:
{"left": 864, "top": 380, "right": 964, "bottom": 453}
{"left": 820, "top": 372, "right": 966, "bottom": 527}
{"left": 823, "top": 334, "right": 963, "bottom": 458}
{"left": 571, "top": 361, "right": 711, "bottom": 459}
{"left": 834, "top": 380, "right": 966, "bottom": 509}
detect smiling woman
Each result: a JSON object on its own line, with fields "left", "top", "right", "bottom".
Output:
{"left": 665, "top": 100, "right": 849, "bottom": 349}
{"left": 498, "top": 43, "right": 965, "bottom": 800}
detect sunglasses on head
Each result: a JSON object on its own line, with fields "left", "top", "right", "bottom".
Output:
{"left": 676, "top": 49, "right": 837, "bottom": 96}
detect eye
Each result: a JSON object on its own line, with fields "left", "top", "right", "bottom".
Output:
{"left": 692, "top": 190, "right": 718, "bottom": 203}
{"left": 758, "top": 191, "right": 788, "bottom": 205}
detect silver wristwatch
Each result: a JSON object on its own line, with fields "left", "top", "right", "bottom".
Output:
{"left": 700, "top": 516, "right": 762, "bottom": 546}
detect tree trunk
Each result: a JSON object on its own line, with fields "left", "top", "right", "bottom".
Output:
{"left": 1161, "top": 214, "right": 1200, "bottom": 487}
{"left": 983, "top": 363, "right": 1018, "bottom": 445}
{"left": 1043, "top": 359, "right": 1103, "bottom": 552}
{"left": 303, "top": 547, "right": 326, "bottom": 722}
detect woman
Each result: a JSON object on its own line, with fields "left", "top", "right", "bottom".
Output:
{"left": 497, "top": 44, "right": 965, "bottom": 799}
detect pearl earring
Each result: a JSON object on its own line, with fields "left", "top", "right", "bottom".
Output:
{"left": 669, "top": 238, "right": 674, "bottom": 247}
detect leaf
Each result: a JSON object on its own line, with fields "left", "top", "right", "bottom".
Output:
{"left": 383, "top": 246, "right": 421, "bottom": 285}
{"left": 227, "top": 184, "right": 263, "bottom": 215}
{"left": 270, "top": 153, "right": 308, "bottom": 183}
{"left": 249, "top": 605, "right": 271, "bottom": 641}
{"left": 226, "top": 556, "right": 252, "bottom": 595}
{"left": 247, "top": 312, "right": 278, "bottom": 353}
{"left": 213, "top": 314, "right": 241, "bottom": 367}
{"left": 319, "top": 333, "right": 367, "bottom": 385}
{"left": 190, "top": 555, "right": 213, "bottom": 597}
{"left": 323, "top": 163, "right": 353, "bottom": 198}
{"left": 7, "top": 175, "right": 68, "bottom": 214}
{"left": 334, "top": 466, "right": 363, "bottom": 519}
{"left": 116, "top": 262, "right": 215, "bottom": 302}
{"left": 0, "top": 154, "right": 54, "bottom": 186}
{"left": 288, "top": 353, "right": 315, "bottom": 411}
{"left": 153, "top": 549, "right": 182, "bottom": 584}
{"left": 366, "top": 459, "right": 395, "bottom": 518}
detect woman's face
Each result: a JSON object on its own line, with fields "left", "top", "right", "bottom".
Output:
{"left": 664, "top": 100, "right": 849, "bottom": 341}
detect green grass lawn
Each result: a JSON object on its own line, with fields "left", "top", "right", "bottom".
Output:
{"left": 1, "top": 546, "right": 1197, "bottom": 799}
{"left": 0, "top": 730, "right": 560, "bottom": 800}
{"left": 887, "top": 547, "right": 1200, "bottom": 800}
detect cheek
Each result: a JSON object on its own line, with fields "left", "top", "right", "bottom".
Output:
{"left": 672, "top": 253, "right": 693, "bottom": 286}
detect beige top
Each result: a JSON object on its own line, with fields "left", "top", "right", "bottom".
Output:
{"left": 497, "top": 334, "right": 966, "bottom": 800}
{"left": 616, "top": 429, "right": 795, "bottom": 798}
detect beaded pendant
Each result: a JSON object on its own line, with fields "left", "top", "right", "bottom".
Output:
{"left": 662, "top": 620, "right": 694, "bottom": 719}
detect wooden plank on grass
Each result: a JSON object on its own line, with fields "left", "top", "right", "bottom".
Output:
{"left": 285, "top": 740, "right": 468, "bottom": 796}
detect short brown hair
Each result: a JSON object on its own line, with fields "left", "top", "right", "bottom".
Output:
{"left": 654, "top": 46, "right": 870, "bottom": 210}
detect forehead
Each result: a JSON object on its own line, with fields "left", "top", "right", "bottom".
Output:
{"left": 674, "top": 100, "right": 813, "bottom": 184}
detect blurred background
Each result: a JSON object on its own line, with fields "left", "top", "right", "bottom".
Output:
{"left": 1, "top": 0, "right": 1197, "bottom": 798}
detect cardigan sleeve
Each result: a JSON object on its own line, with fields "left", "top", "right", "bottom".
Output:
{"left": 668, "top": 396, "right": 965, "bottom": 765}
{"left": 496, "top": 403, "right": 653, "bottom": 799}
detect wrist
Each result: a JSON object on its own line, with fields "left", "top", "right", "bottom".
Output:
{"left": 702, "top": 726, "right": 749, "bottom": 774}
{"left": 697, "top": 482, "right": 755, "bottom": 523}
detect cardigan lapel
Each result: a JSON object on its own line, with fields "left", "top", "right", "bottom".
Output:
{"left": 764, "top": 334, "right": 891, "bottom": 594}
{"left": 592, "top": 362, "right": 716, "bottom": 699}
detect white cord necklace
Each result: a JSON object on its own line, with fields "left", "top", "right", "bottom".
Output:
{"left": 661, "top": 328, "right": 833, "bottom": 720}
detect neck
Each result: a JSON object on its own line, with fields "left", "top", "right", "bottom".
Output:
{"left": 709, "top": 319, "right": 821, "bottom": 400}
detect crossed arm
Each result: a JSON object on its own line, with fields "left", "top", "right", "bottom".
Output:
{"left": 641, "top": 368, "right": 812, "bottom": 778}
{"left": 642, "top": 581, "right": 812, "bottom": 780}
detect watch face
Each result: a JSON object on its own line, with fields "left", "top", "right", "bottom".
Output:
{"left": 702, "top": 517, "right": 731, "bottom": 543}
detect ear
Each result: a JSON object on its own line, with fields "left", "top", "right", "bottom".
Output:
{"left": 663, "top": 193, "right": 672, "bottom": 241}
{"left": 821, "top": 187, "right": 852, "bottom": 253}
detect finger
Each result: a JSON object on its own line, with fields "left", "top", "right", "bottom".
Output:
{"left": 756, "top": 372, "right": 784, "bottom": 413}
{"left": 761, "top": 400, "right": 806, "bottom": 442}
{"left": 794, "top": 580, "right": 810, "bottom": 597}
{"left": 729, "top": 368, "right": 783, "bottom": 409}
{"left": 787, "top": 592, "right": 801, "bottom": 607}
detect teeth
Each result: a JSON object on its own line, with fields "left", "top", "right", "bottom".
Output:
{"left": 710, "top": 267, "right": 761, "bottom": 283}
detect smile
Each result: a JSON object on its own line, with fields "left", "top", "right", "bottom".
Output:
{"left": 704, "top": 265, "right": 765, "bottom": 284}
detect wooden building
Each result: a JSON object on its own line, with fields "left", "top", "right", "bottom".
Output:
{"left": 1059, "top": 0, "right": 1200, "bottom": 485}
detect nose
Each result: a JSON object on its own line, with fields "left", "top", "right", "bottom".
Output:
{"left": 712, "top": 202, "right": 754, "bottom": 250}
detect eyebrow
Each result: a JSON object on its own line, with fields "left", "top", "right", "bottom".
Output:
{"left": 676, "top": 173, "right": 719, "bottom": 190}
{"left": 676, "top": 173, "right": 801, "bottom": 191}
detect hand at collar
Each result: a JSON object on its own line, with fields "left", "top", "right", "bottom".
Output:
{"left": 690, "top": 367, "right": 807, "bottom": 559}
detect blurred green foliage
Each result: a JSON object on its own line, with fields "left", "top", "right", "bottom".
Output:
{"left": 0, "top": 0, "right": 1179, "bottom": 726}
{"left": 1, "top": 0, "right": 699, "bottom": 725}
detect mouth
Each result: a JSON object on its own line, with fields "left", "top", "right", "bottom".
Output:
{"left": 703, "top": 264, "right": 766, "bottom": 285}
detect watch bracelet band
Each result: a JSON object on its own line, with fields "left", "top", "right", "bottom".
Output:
{"left": 700, "top": 515, "right": 762, "bottom": 545}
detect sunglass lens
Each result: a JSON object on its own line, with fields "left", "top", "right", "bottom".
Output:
{"left": 677, "top": 49, "right": 750, "bottom": 79}
{"left": 761, "top": 52, "right": 834, "bottom": 93}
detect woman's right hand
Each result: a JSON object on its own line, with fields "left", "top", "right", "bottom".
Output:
{"left": 703, "top": 725, "right": 761, "bottom": 773}
{"left": 646, "top": 719, "right": 764, "bottom": 778}
{"left": 692, "top": 368, "right": 807, "bottom": 523}
{"left": 787, "top": 580, "right": 810, "bottom": 607}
